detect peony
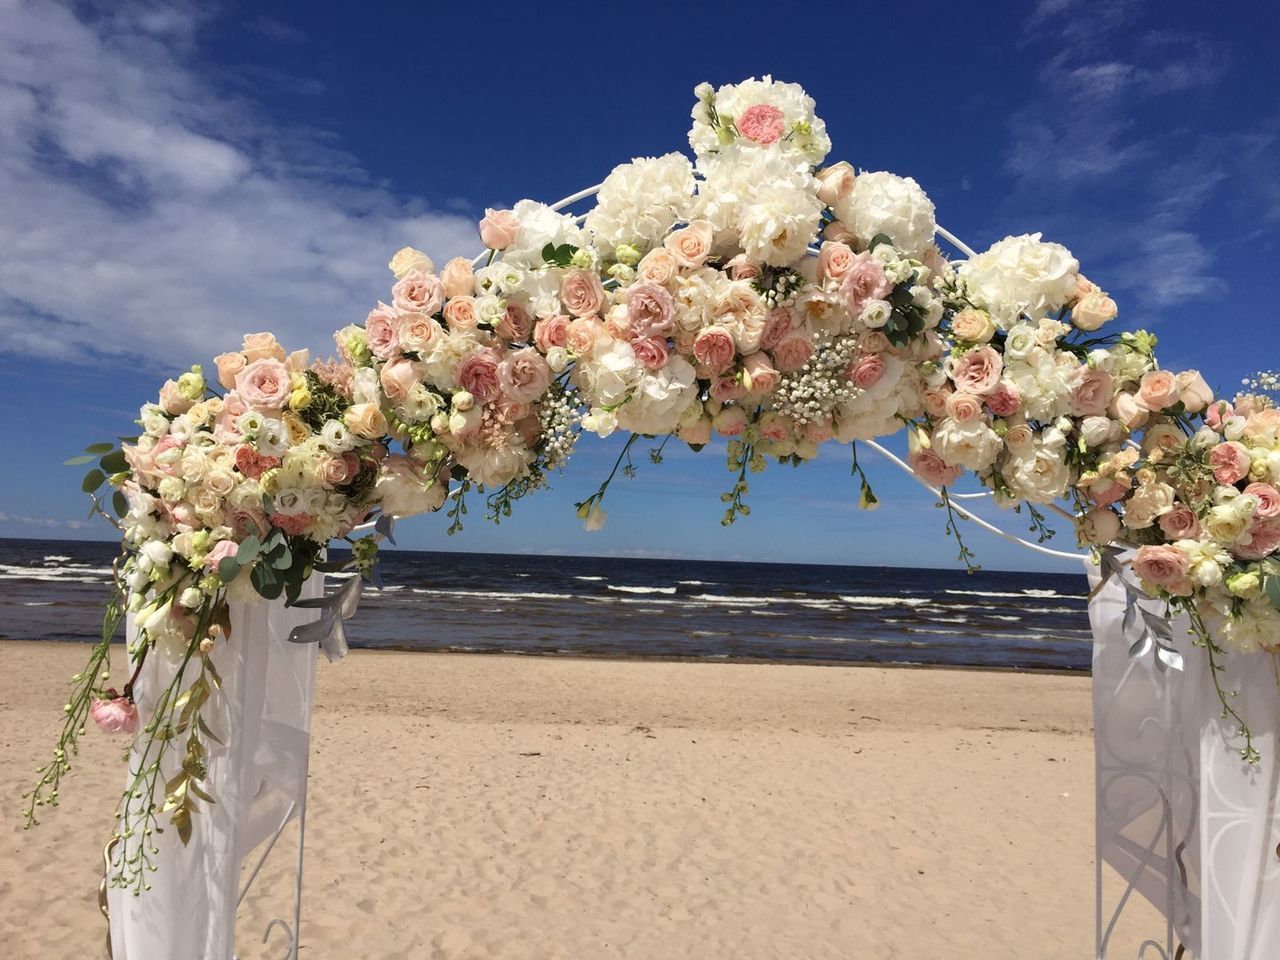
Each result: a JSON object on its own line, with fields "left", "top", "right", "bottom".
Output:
{"left": 498, "top": 347, "right": 552, "bottom": 404}
{"left": 1209, "top": 441, "right": 1251, "bottom": 485}
{"left": 933, "top": 417, "right": 1002, "bottom": 472}
{"left": 457, "top": 348, "right": 503, "bottom": 404}
{"left": 1236, "top": 518, "right": 1280, "bottom": 561}
{"left": 235, "top": 359, "right": 291, "bottom": 411}
{"left": 479, "top": 208, "right": 519, "bottom": 250}
{"left": 689, "top": 76, "right": 831, "bottom": 165}
{"left": 832, "top": 171, "right": 936, "bottom": 259}
{"left": 958, "top": 233, "right": 1079, "bottom": 328}
{"left": 91, "top": 696, "right": 138, "bottom": 734}
{"left": 376, "top": 456, "right": 448, "bottom": 518}
{"left": 987, "top": 381, "right": 1022, "bottom": 418}
{"left": 560, "top": 269, "right": 606, "bottom": 318}
{"left": 1004, "top": 436, "right": 1072, "bottom": 504}
{"left": 771, "top": 331, "right": 814, "bottom": 372}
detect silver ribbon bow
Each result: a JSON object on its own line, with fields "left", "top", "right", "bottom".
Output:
{"left": 282, "top": 515, "right": 397, "bottom": 662}
{"left": 1098, "top": 546, "right": 1184, "bottom": 673}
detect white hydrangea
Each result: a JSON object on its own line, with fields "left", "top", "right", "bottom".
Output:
{"left": 832, "top": 172, "right": 936, "bottom": 259}
{"left": 958, "top": 233, "right": 1080, "bottom": 329}
{"left": 584, "top": 154, "right": 696, "bottom": 257}
{"left": 573, "top": 339, "right": 644, "bottom": 410}
{"left": 1002, "top": 429, "right": 1072, "bottom": 504}
{"left": 689, "top": 76, "right": 831, "bottom": 167}
{"left": 695, "top": 147, "right": 822, "bottom": 265}
{"left": 499, "top": 199, "right": 584, "bottom": 270}
{"left": 1203, "top": 597, "right": 1280, "bottom": 654}
{"left": 615, "top": 357, "right": 699, "bottom": 436}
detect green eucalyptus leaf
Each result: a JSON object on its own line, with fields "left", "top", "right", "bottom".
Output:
{"left": 218, "top": 557, "right": 241, "bottom": 583}
{"left": 85, "top": 442, "right": 115, "bottom": 454}
{"left": 65, "top": 454, "right": 97, "bottom": 466}
{"left": 1265, "top": 575, "right": 1280, "bottom": 613}
{"left": 113, "top": 490, "right": 129, "bottom": 518}
{"left": 81, "top": 469, "right": 106, "bottom": 493}
{"left": 100, "top": 450, "right": 128, "bottom": 474}
{"left": 236, "top": 535, "right": 261, "bottom": 563}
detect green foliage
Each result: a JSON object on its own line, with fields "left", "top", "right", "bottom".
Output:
{"left": 541, "top": 242, "right": 579, "bottom": 268}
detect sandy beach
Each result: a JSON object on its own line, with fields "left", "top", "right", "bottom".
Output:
{"left": 1, "top": 641, "right": 1158, "bottom": 959}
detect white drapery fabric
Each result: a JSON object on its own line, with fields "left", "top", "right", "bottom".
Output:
{"left": 107, "top": 575, "right": 323, "bottom": 960}
{"left": 1088, "top": 560, "right": 1280, "bottom": 959}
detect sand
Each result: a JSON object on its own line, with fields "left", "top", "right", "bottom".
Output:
{"left": 1, "top": 641, "right": 1161, "bottom": 959}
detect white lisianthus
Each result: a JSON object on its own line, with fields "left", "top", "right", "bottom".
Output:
{"left": 958, "top": 233, "right": 1080, "bottom": 328}
{"left": 178, "top": 587, "right": 204, "bottom": 609}
{"left": 832, "top": 172, "right": 937, "bottom": 259}
{"left": 615, "top": 357, "right": 698, "bottom": 436}
{"left": 140, "top": 539, "right": 174, "bottom": 567}
{"left": 932, "top": 416, "right": 1003, "bottom": 472}
{"left": 256, "top": 419, "right": 290, "bottom": 458}
{"left": 584, "top": 153, "right": 696, "bottom": 256}
{"left": 350, "top": 366, "right": 381, "bottom": 405}
{"left": 399, "top": 384, "right": 442, "bottom": 422}
{"left": 1177, "top": 538, "right": 1230, "bottom": 588}
{"left": 320, "top": 420, "right": 355, "bottom": 453}
{"left": 860, "top": 299, "right": 891, "bottom": 329}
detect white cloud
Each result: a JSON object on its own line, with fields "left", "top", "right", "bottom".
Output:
{"left": 0, "top": 0, "right": 478, "bottom": 369}
{"left": 0, "top": 510, "right": 94, "bottom": 530}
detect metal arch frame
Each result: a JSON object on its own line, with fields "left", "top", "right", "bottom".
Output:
{"left": 230, "top": 183, "right": 1208, "bottom": 960}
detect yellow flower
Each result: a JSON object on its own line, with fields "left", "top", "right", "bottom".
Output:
{"left": 282, "top": 411, "right": 310, "bottom": 445}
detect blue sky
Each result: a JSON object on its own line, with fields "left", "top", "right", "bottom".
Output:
{"left": 1, "top": 0, "right": 1277, "bottom": 571}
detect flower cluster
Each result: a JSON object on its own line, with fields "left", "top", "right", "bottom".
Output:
{"left": 32, "top": 78, "right": 1280, "bottom": 869}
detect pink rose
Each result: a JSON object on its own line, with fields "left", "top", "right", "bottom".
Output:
{"left": 1110, "top": 391, "right": 1149, "bottom": 431}
{"left": 560, "top": 269, "right": 606, "bottom": 318}
{"left": 603, "top": 305, "right": 635, "bottom": 342}
{"left": 498, "top": 347, "right": 551, "bottom": 403}
{"left": 1090, "top": 477, "right": 1131, "bottom": 509}
{"left": 458, "top": 348, "right": 503, "bottom": 403}
{"left": 663, "top": 220, "right": 714, "bottom": 269}
{"left": 1081, "top": 508, "right": 1121, "bottom": 546}
{"left": 626, "top": 281, "right": 675, "bottom": 338}
{"left": 710, "top": 373, "right": 748, "bottom": 403}
{"left": 726, "top": 254, "right": 762, "bottom": 281}
{"left": 1236, "top": 518, "right": 1280, "bottom": 561}
{"left": 760, "top": 308, "right": 797, "bottom": 351}
{"left": 743, "top": 352, "right": 779, "bottom": 395}
{"left": 496, "top": 302, "right": 533, "bottom": 342}
{"left": 365, "top": 305, "right": 401, "bottom": 360}
{"left": 479, "top": 208, "right": 519, "bottom": 250}
{"left": 235, "top": 358, "right": 291, "bottom": 411}
{"left": 1137, "top": 370, "right": 1179, "bottom": 412}
{"left": 922, "top": 387, "right": 951, "bottom": 419}
{"left": 1209, "top": 441, "right": 1251, "bottom": 485}
{"left": 1132, "top": 545, "right": 1190, "bottom": 590}
{"left": 815, "top": 162, "right": 855, "bottom": 206}
{"left": 91, "top": 696, "right": 138, "bottom": 735}
{"left": 272, "top": 513, "right": 312, "bottom": 537}
{"left": 987, "top": 381, "right": 1021, "bottom": 417}
{"left": 909, "top": 449, "right": 962, "bottom": 488}
{"left": 818, "top": 242, "right": 856, "bottom": 283}
{"left": 632, "top": 337, "right": 669, "bottom": 371}
{"left": 319, "top": 455, "right": 354, "bottom": 488}
{"left": 945, "top": 392, "right": 984, "bottom": 424}
{"left": 230, "top": 507, "right": 269, "bottom": 540}
{"left": 713, "top": 406, "right": 748, "bottom": 437}
{"left": 1069, "top": 367, "right": 1114, "bottom": 418}
{"left": 392, "top": 270, "right": 445, "bottom": 316}
{"left": 242, "top": 332, "right": 286, "bottom": 362}
{"left": 158, "top": 379, "right": 193, "bottom": 415}
{"left": 1175, "top": 370, "right": 1214, "bottom": 414}
{"left": 950, "top": 346, "right": 1003, "bottom": 396}
{"left": 205, "top": 539, "right": 240, "bottom": 572}
{"left": 567, "top": 316, "right": 601, "bottom": 356}
{"left": 1158, "top": 503, "right": 1201, "bottom": 540}
{"left": 637, "top": 248, "right": 678, "bottom": 286}
{"left": 848, "top": 353, "right": 887, "bottom": 391}
{"left": 840, "top": 252, "right": 893, "bottom": 316}
{"left": 380, "top": 357, "right": 421, "bottom": 402}
{"left": 1205, "top": 400, "right": 1233, "bottom": 432}
{"left": 771, "top": 332, "right": 814, "bottom": 373}
{"left": 693, "top": 326, "right": 736, "bottom": 374}
{"left": 679, "top": 416, "right": 713, "bottom": 446}
{"left": 440, "top": 257, "right": 475, "bottom": 299}
{"left": 757, "top": 412, "right": 794, "bottom": 443}
{"left": 213, "top": 352, "right": 246, "bottom": 391}
{"left": 535, "top": 314, "right": 571, "bottom": 353}
{"left": 737, "top": 103, "right": 785, "bottom": 144}
{"left": 805, "top": 417, "right": 835, "bottom": 444}
{"left": 398, "top": 313, "right": 443, "bottom": 354}
{"left": 442, "top": 296, "right": 479, "bottom": 333}
{"left": 1245, "top": 482, "right": 1280, "bottom": 520}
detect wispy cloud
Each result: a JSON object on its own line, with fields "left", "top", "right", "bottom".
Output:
{"left": 0, "top": 0, "right": 477, "bottom": 368}
{"left": 0, "top": 510, "right": 94, "bottom": 530}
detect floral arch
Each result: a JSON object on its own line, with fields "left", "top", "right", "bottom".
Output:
{"left": 24, "top": 78, "right": 1280, "bottom": 958}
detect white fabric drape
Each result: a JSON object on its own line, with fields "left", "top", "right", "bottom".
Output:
{"left": 107, "top": 575, "right": 323, "bottom": 960}
{"left": 1088, "top": 560, "right": 1280, "bottom": 959}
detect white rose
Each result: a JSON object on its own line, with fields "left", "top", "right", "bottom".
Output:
{"left": 140, "top": 405, "right": 170, "bottom": 438}
{"left": 832, "top": 171, "right": 937, "bottom": 259}
{"left": 1079, "top": 415, "right": 1118, "bottom": 448}
{"left": 140, "top": 540, "right": 174, "bottom": 567}
{"left": 546, "top": 346, "right": 569, "bottom": 373}
{"left": 1003, "top": 438, "right": 1072, "bottom": 504}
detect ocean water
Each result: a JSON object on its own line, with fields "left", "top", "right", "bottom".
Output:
{"left": 0, "top": 537, "right": 1093, "bottom": 670}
